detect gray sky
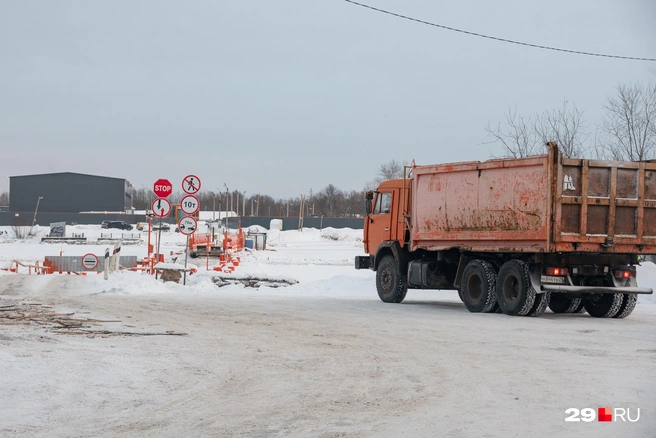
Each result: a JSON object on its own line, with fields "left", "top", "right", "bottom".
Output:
{"left": 1, "top": 0, "right": 655, "bottom": 199}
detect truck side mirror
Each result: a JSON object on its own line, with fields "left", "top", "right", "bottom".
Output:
{"left": 365, "top": 191, "right": 375, "bottom": 215}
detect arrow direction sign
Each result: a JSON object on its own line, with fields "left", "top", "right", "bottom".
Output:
{"left": 180, "top": 194, "right": 200, "bottom": 215}
{"left": 178, "top": 216, "right": 197, "bottom": 236}
{"left": 153, "top": 179, "right": 173, "bottom": 198}
{"left": 182, "top": 174, "right": 201, "bottom": 194}
{"left": 151, "top": 198, "right": 172, "bottom": 218}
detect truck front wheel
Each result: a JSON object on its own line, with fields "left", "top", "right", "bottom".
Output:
{"left": 583, "top": 293, "right": 623, "bottom": 318}
{"left": 496, "top": 260, "right": 536, "bottom": 316}
{"left": 376, "top": 255, "right": 408, "bottom": 303}
{"left": 460, "top": 260, "right": 498, "bottom": 313}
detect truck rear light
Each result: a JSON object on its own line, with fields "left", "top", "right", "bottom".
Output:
{"left": 545, "top": 267, "right": 568, "bottom": 276}
{"left": 614, "top": 270, "right": 635, "bottom": 279}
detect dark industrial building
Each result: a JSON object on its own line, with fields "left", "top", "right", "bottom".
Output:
{"left": 9, "top": 172, "right": 133, "bottom": 213}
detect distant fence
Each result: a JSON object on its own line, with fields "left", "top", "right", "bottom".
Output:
{"left": 0, "top": 212, "right": 147, "bottom": 227}
{"left": 44, "top": 255, "right": 138, "bottom": 273}
{"left": 0, "top": 211, "right": 364, "bottom": 230}
{"left": 227, "top": 216, "right": 364, "bottom": 231}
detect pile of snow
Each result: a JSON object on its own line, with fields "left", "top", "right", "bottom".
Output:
{"left": 266, "top": 227, "right": 362, "bottom": 247}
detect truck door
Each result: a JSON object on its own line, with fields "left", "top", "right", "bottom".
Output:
{"left": 366, "top": 191, "right": 393, "bottom": 253}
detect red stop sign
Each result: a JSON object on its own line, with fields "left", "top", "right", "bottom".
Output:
{"left": 153, "top": 179, "right": 172, "bottom": 198}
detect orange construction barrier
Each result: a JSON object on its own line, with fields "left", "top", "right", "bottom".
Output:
{"left": 1, "top": 260, "right": 51, "bottom": 275}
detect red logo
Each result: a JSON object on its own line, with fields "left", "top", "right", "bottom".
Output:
{"left": 598, "top": 408, "right": 613, "bottom": 422}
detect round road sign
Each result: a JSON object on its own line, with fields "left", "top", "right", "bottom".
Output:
{"left": 152, "top": 198, "right": 172, "bottom": 218}
{"left": 180, "top": 195, "right": 200, "bottom": 215}
{"left": 182, "top": 175, "right": 201, "bottom": 194}
{"left": 177, "top": 216, "right": 197, "bottom": 235}
{"left": 153, "top": 179, "right": 173, "bottom": 198}
{"left": 82, "top": 253, "right": 99, "bottom": 270}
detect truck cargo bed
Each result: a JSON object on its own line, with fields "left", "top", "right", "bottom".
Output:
{"left": 410, "top": 145, "right": 656, "bottom": 254}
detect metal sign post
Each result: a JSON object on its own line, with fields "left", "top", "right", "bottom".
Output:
{"left": 151, "top": 198, "right": 171, "bottom": 280}
{"left": 184, "top": 235, "right": 189, "bottom": 285}
{"left": 177, "top": 215, "right": 197, "bottom": 286}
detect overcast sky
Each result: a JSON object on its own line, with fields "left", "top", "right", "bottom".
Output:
{"left": 1, "top": 0, "right": 655, "bottom": 199}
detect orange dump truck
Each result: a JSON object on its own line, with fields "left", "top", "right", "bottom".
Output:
{"left": 355, "top": 143, "right": 654, "bottom": 318}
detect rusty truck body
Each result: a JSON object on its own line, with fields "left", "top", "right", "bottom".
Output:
{"left": 355, "top": 144, "right": 654, "bottom": 318}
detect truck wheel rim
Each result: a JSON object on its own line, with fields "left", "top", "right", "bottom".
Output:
{"left": 502, "top": 275, "right": 520, "bottom": 304}
{"left": 381, "top": 268, "right": 393, "bottom": 291}
{"left": 467, "top": 275, "right": 483, "bottom": 302}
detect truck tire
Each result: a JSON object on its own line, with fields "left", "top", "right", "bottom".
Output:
{"left": 496, "top": 260, "right": 536, "bottom": 316}
{"left": 376, "top": 255, "right": 408, "bottom": 303}
{"left": 548, "top": 295, "right": 583, "bottom": 314}
{"left": 583, "top": 293, "right": 623, "bottom": 318}
{"left": 613, "top": 294, "right": 638, "bottom": 319}
{"left": 526, "top": 292, "right": 551, "bottom": 317}
{"left": 460, "top": 260, "right": 498, "bottom": 313}
{"left": 572, "top": 301, "right": 586, "bottom": 313}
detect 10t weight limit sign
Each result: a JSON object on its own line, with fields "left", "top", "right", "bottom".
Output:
{"left": 180, "top": 195, "right": 200, "bottom": 215}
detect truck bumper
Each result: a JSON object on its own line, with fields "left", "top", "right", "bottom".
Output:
{"left": 354, "top": 255, "right": 372, "bottom": 270}
{"left": 541, "top": 285, "right": 653, "bottom": 294}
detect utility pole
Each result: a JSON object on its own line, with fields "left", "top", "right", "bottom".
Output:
{"left": 32, "top": 196, "right": 43, "bottom": 226}
{"left": 31, "top": 196, "right": 43, "bottom": 235}
{"left": 224, "top": 183, "right": 229, "bottom": 231}
{"left": 242, "top": 191, "right": 246, "bottom": 218}
{"left": 298, "top": 195, "right": 305, "bottom": 231}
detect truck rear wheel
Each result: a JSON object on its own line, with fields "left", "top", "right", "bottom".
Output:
{"left": 460, "top": 260, "right": 498, "bottom": 313}
{"left": 526, "top": 292, "right": 551, "bottom": 317}
{"left": 496, "top": 260, "right": 536, "bottom": 316}
{"left": 548, "top": 294, "right": 583, "bottom": 314}
{"left": 376, "top": 255, "right": 408, "bottom": 303}
{"left": 583, "top": 293, "right": 623, "bottom": 318}
{"left": 613, "top": 294, "right": 637, "bottom": 319}
{"left": 572, "top": 301, "right": 586, "bottom": 313}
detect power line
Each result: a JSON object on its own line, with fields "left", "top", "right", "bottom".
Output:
{"left": 343, "top": 0, "right": 656, "bottom": 62}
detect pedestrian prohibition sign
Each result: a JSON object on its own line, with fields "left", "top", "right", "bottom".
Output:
{"left": 152, "top": 198, "right": 172, "bottom": 218}
{"left": 82, "top": 253, "right": 99, "bottom": 270}
{"left": 182, "top": 174, "right": 201, "bottom": 195}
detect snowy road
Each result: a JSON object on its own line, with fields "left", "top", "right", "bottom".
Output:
{"left": 1, "top": 227, "right": 655, "bottom": 437}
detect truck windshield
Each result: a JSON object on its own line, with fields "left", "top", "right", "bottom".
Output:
{"left": 374, "top": 193, "right": 392, "bottom": 214}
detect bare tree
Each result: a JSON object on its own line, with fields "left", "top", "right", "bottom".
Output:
{"left": 314, "top": 184, "right": 343, "bottom": 217}
{"left": 485, "top": 107, "right": 539, "bottom": 158}
{"left": 376, "top": 159, "right": 405, "bottom": 183}
{"left": 534, "top": 101, "right": 588, "bottom": 158}
{"left": 0, "top": 191, "right": 8, "bottom": 206}
{"left": 597, "top": 81, "right": 656, "bottom": 161}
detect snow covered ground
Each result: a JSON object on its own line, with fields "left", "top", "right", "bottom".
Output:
{"left": 0, "top": 225, "right": 655, "bottom": 437}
